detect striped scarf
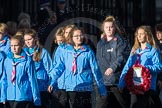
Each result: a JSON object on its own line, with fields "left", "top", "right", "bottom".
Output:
{"left": 0, "top": 36, "right": 8, "bottom": 47}
{"left": 0, "top": 39, "right": 6, "bottom": 47}
{"left": 11, "top": 56, "right": 24, "bottom": 85}
{"left": 71, "top": 52, "right": 82, "bottom": 75}
{"left": 11, "top": 62, "right": 18, "bottom": 85}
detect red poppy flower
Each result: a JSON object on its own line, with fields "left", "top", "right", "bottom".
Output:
{"left": 0, "top": 40, "right": 6, "bottom": 43}
{"left": 20, "top": 56, "right": 24, "bottom": 58}
{"left": 81, "top": 47, "right": 84, "bottom": 50}
{"left": 113, "top": 37, "right": 117, "bottom": 41}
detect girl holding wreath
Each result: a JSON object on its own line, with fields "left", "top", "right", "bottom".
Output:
{"left": 118, "top": 25, "right": 162, "bottom": 108}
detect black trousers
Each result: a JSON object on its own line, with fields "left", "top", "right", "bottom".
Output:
{"left": 96, "top": 86, "right": 130, "bottom": 108}
{"left": 132, "top": 90, "right": 162, "bottom": 108}
{"left": 7, "top": 101, "right": 34, "bottom": 108}
{"left": 52, "top": 89, "right": 70, "bottom": 108}
{"left": 0, "top": 103, "right": 5, "bottom": 108}
{"left": 68, "top": 91, "right": 92, "bottom": 108}
{"left": 34, "top": 91, "right": 51, "bottom": 108}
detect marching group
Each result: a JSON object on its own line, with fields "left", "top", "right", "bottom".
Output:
{"left": 0, "top": 14, "right": 162, "bottom": 108}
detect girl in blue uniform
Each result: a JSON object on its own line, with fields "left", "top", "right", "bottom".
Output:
{"left": 50, "top": 25, "right": 75, "bottom": 108}
{"left": 48, "top": 26, "right": 107, "bottom": 108}
{"left": 23, "top": 29, "right": 53, "bottom": 108}
{"left": 118, "top": 25, "right": 162, "bottom": 108}
{"left": 0, "top": 51, "right": 5, "bottom": 108}
{"left": 1, "top": 35, "right": 41, "bottom": 108}
{"left": 51, "top": 26, "right": 65, "bottom": 58}
{"left": 0, "top": 23, "right": 11, "bottom": 56}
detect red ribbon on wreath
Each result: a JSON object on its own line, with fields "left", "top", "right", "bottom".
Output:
{"left": 124, "top": 54, "right": 152, "bottom": 94}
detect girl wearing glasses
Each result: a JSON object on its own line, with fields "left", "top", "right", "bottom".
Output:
{"left": 49, "top": 26, "right": 107, "bottom": 108}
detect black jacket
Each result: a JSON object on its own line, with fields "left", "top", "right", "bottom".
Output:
{"left": 96, "top": 34, "right": 126, "bottom": 85}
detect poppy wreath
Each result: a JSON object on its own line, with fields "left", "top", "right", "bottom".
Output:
{"left": 124, "top": 63, "right": 152, "bottom": 94}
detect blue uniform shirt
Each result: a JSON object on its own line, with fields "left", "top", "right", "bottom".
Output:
{"left": 1, "top": 50, "right": 41, "bottom": 105}
{"left": 118, "top": 44, "right": 162, "bottom": 91}
{"left": 23, "top": 47, "right": 53, "bottom": 91}
{"left": 51, "top": 44, "right": 107, "bottom": 96}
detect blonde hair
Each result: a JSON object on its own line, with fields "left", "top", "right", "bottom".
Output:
{"left": 101, "top": 15, "right": 126, "bottom": 37}
{"left": 11, "top": 35, "right": 24, "bottom": 47}
{"left": 101, "top": 16, "right": 116, "bottom": 36}
{"left": 0, "top": 23, "right": 8, "bottom": 33}
{"left": 24, "top": 29, "right": 42, "bottom": 62}
{"left": 131, "top": 25, "right": 157, "bottom": 54}
{"left": 64, "top": 24, "right": 75, "bottom": 31}
{"left": 16, "top": 29, "right": 25, "bottom": 36}
{"left": 54, "top": 27, "right": 65, "bottom": 43}
{"left": 63, "top": 24, "right": 75, "bottom": 38}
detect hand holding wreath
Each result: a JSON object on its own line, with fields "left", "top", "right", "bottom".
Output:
{"left": 124, "top": 63, "right": 151, "bottom": 94}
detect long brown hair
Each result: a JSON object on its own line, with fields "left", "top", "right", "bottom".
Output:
{"left": 63, "top": 24, "right": 75, "bottom": 39}
{"left": 131, "top": 25, "right": 157, "bottom": 54}
{"left": 66, "top": 26, "right": 87, "bottom": 46}
{"left": 24, "top": 29, "right": 42, "bottom": 62}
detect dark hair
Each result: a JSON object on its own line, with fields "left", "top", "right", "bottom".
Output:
{"left": 18, "top": 19, "right": 31, "bottom": 30}
{"left": 6, "top": 21, "right": 17, "bottom": 36}
{"left": 37, "top": 9, "right": 50, "bottom": 25}
{"left": 155, "top": 23, "right": 162, "bottom": 32}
